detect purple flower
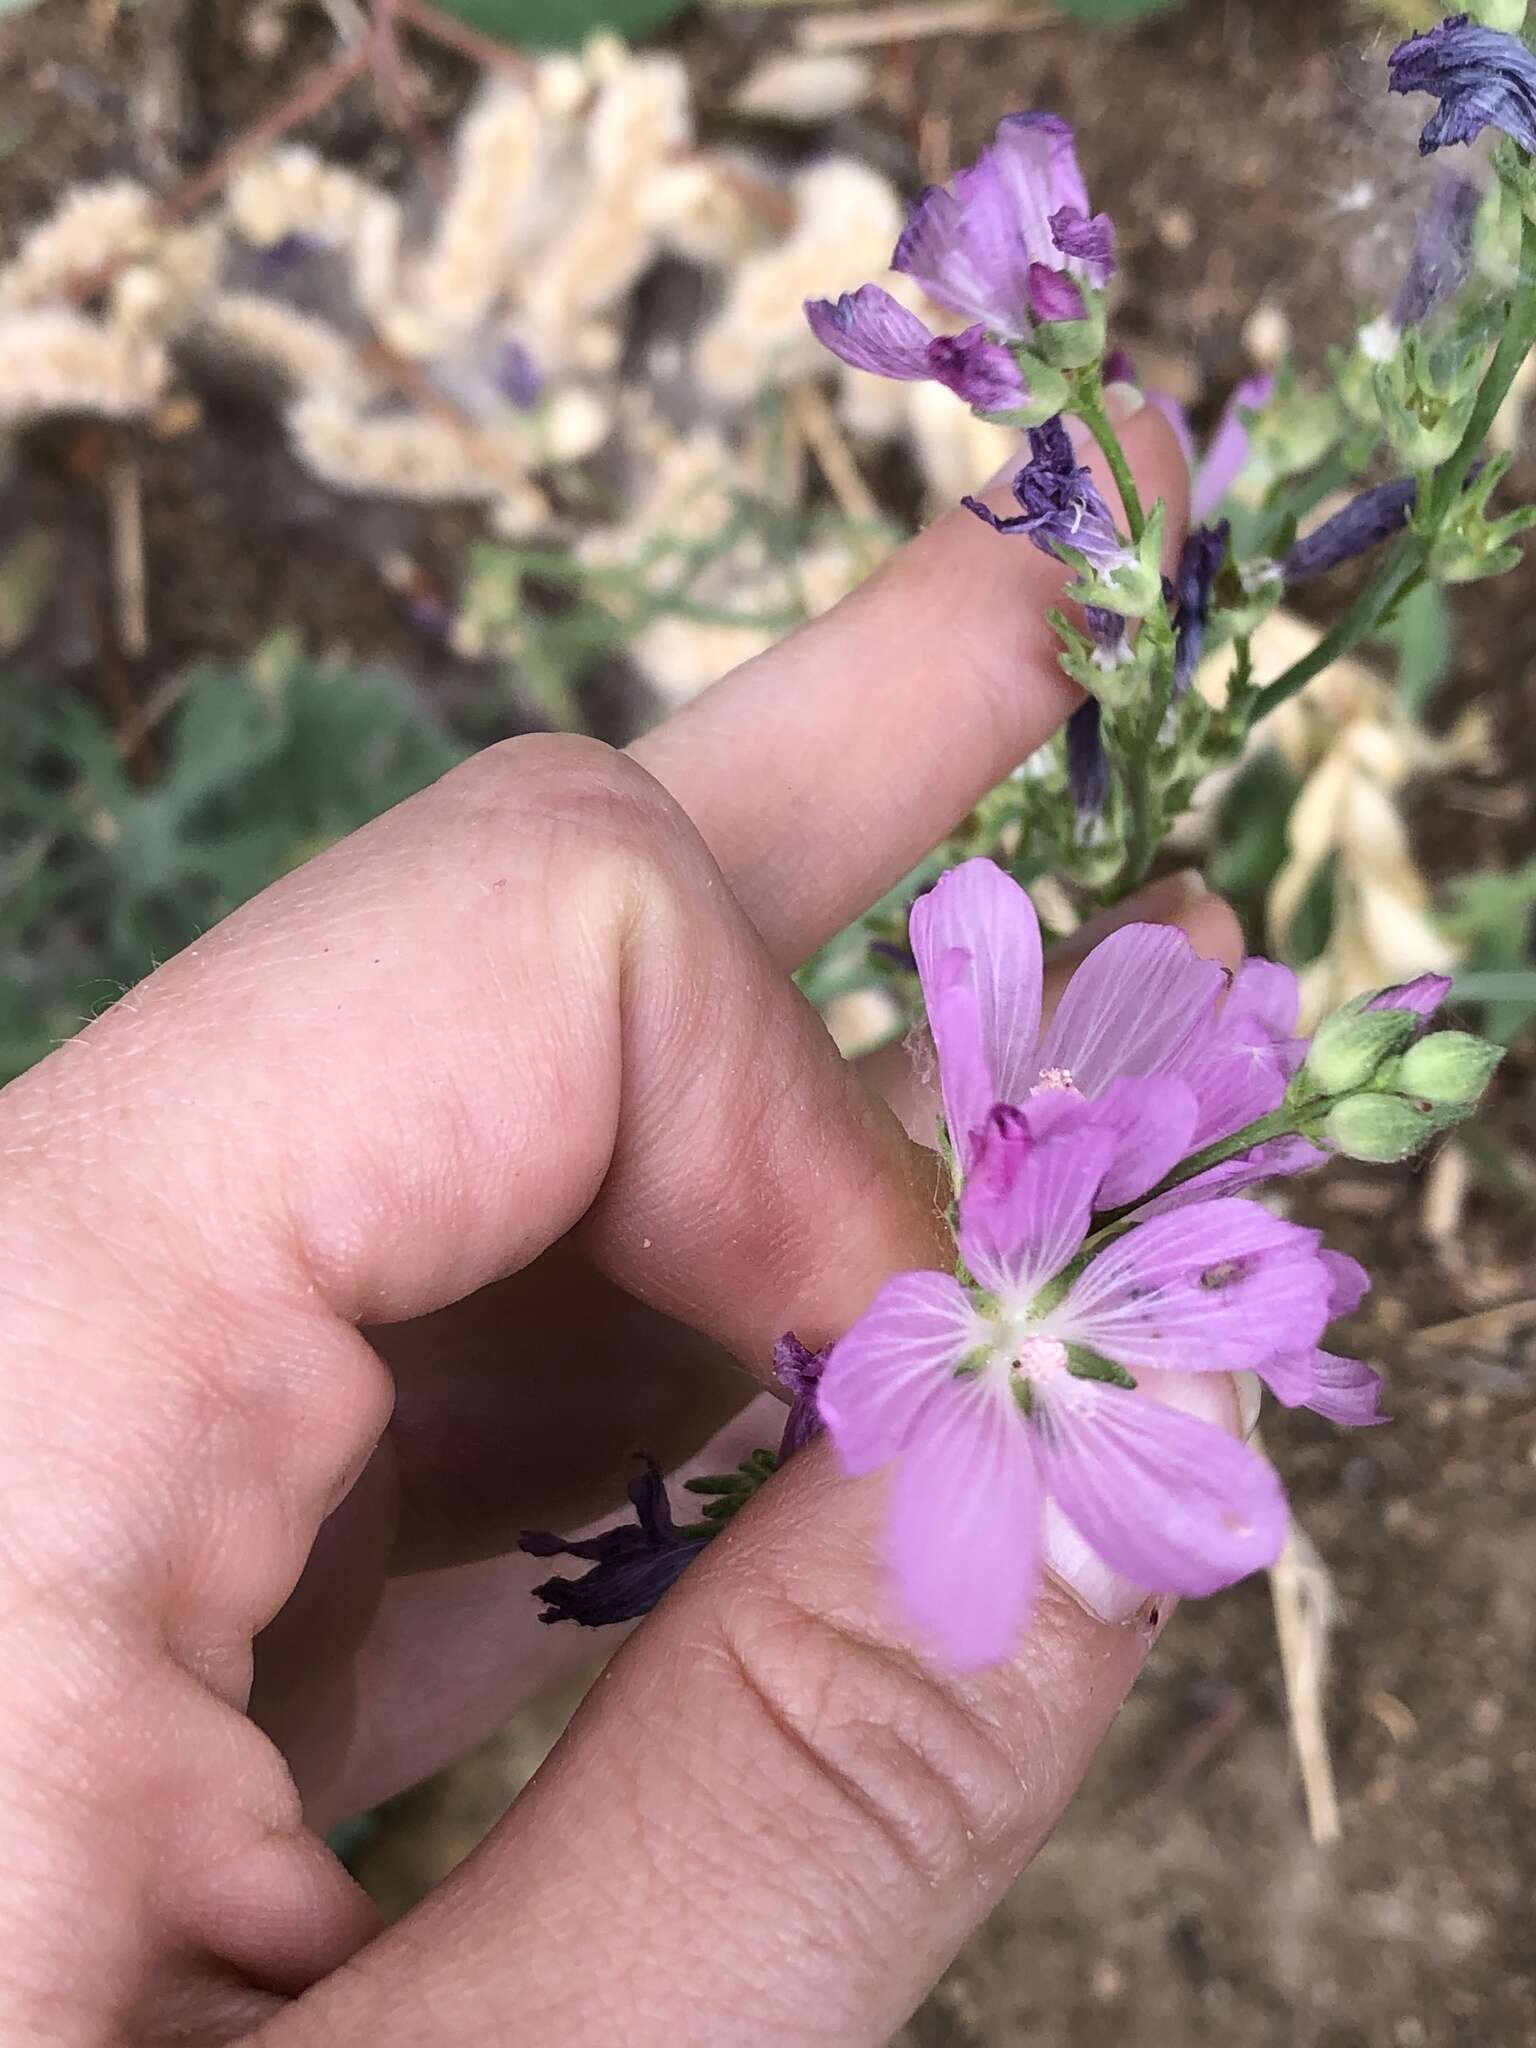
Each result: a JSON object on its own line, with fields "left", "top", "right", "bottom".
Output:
{"left": 806, "top": 113, "right": 1113, "bottom": 400}
{"left": 1284, "top": 478, "right": 1419, "bottom": 583}
{"left": 963, "top": 416, "right": 1131, "bottom": 569}
{"left": 909, "top": 860, "right": 1305, "bottom": 1207}
{"left": 493, "top": 336, "right": 544, "bottom": 410}
{"left": 894, "top": 113, "right": 1114, "bottom": 333}
{"left": 819, "top": 1150, "right": 1332, "bottom": 1666}
{"left": 773, "top": 1332, "right": 828, "bottom": 1458}
{"left": 805, "top": 287, "right": 1029, "bottom": 411}
{"left": 1389, "top": 15, "right": 1536, "bottom": 158}
{"left": 1370, "top": 971, "right": 1453, "bottom": 1018}
{"left": 522, "top": 1459, "right": 709, "bottom": 1628}
{"left": 1152, "top": 377, "right": 1276, "bottom": 525}
{"left": 1394, "top": 171, "right": 1482, "bottom": 328}
{"left": 1172, "top": 521, "right": 1230, "bottom": 696}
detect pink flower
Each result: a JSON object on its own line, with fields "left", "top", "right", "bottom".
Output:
{"left": 909, "top": 858, "right": 1306, "bottom": 1210}
{"left": 818, "top": 1104, "right": 1334, "bottom": 1667}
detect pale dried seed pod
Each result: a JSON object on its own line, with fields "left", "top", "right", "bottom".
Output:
{"left": 695, "top": 158, "right": 903, "bottom": 399}
{"left": 730, "top": 52, "right": 875, "bottom": 124}
{"left": 0, "top": 309, "right": 169, "bottom": 421}
{"left": 586, "top": 52, "right": 691, "bottom": 185}
{"left": 410, "top": 84, "right": 544, "bottom": 347}
{"left": 226, "top": 148, "right": 401, "bottom": 314}
{"left": 288, "top": 395, "right": 532, "bottom": 502}
{"left": 203, "top": 293, "right": 381, "bottom": 402}
{"left": 0, "top": 180, "right": 155, "bottom": 307}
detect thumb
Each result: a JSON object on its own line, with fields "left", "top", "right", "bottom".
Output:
{"left": 261, "top": 1434, "right": 1161, "bottom": 2048}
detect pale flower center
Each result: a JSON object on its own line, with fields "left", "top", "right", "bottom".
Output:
{"left": 1033, "top": 1066, "right": 1076, "bottom": 1093}
{"left": 1006, "top": 1333, "right": 1069, "bottom": 1385}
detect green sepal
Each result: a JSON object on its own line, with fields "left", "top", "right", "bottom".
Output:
{"left": 1066, "top": 1344, "right": 1137, "bottom": 1389}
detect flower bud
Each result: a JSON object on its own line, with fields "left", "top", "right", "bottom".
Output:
{"left": 1397, "top": 1030, "right": 1504, "bottom": 1108}
{"left": 1323, "top": 1094, "right": 1439, "bottom": 1164}
{"left": 1300, "top": 1008, "right": 1418, "bottom": 1097}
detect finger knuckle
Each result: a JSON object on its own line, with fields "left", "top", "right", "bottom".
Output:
{"left": 712, "top": 1584, "right": 1032, "bottom": 1898}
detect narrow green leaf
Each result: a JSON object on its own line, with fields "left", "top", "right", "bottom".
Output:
{"left": 429, "top": 0, "right": 693, "bottom": 49}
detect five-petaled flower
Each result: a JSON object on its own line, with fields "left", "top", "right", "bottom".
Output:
{"left": 805, "top": 113, "right": 1114, "bottom": 411}
{"left": 1389, "top": 13, "right": 1536, "bottom": 158}
{"left": 817, "top": 860, "right": 1381, "bottom": 1669}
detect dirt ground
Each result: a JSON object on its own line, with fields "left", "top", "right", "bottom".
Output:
{"left": 4, "top": 2, "right": 1535, "bottom": 2043}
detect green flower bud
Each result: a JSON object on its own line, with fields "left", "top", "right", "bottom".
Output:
{"left": 1300, "top": 1008, "right": 1418, "bottom": 1097}
{"left": 1324, "top": 1094, "right": 1438, "bottom": 1165}
{"left": 1398, "top": 1031, "right": 1504, "bottom": 1109}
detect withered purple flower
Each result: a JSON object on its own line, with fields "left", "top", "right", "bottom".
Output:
{"left": 522, "top": 1459, "right": 709, "bottom": 1628}
{"left": 773, "top": 1332, "right": 828, "bottom": 1458}
{"left": 963, "top": 417, "right": 1131, "bottom": 569}
{"left": 1066, "top": 696, "right": 1110, "bottom": 819}
{"left": 806, "top": 113, "right": 1113, "bottom": 405}
{"left": 1171, "top": 522, "right": 1230, "bottom": 696}
{"left": 1284, "top": 478, "right": 1419, "bottom": 583}
{"left": 1389, "top": 14, "right": 1536, "bottom": 158}
{"left": 1394, "top": 171, "right": 1482, "bottom": 328}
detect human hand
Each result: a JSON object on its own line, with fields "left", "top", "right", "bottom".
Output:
{"left": 0, "top": 400, "right": 1236, "bottom": 2045}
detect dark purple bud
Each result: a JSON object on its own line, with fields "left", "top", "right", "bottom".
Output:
{"left": 521, "top": 1458, "right": 708, "bottom": 1627}
{"left": 1172, "top": 521, "right": 1230, "bottom": 695}
{"left": 1393, "top": 171, "right": 1482, "bottom": 327}
{"left": 1389, "top": 15, "right": 1536, "bottom": 158}
{"left": 963, "top": 414, "right": 1129, "bottom": 567}
{"left": 773, "top": 1332, "right": 828, "bottom": 1459}
{"left": 1283, "top": 479, "right": 1418, "bottom": 583}
{"left": 494, "top": 337, "right": 545, "bottom": 410}
{"left": 1066, "top": 695, "right": 1110, "bottom": 818}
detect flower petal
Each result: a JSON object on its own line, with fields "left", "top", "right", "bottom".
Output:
{"left": 1055, "top": 1198, "right": 1333, "bottom": 1373}
{"left": 893, "top": 180, "right": 1024, "bottom": 334}
{"left": 818, "top": 1270, "right": 985, "bottom": 1476}
{"left": 1135, "top": 1135, "right": 1327, "bottom": 1218}
{"left": 1092, "top": 1073, "right": 1201, "bottom": 1209}
{"left": 959, "top": 1101, "right": 1116, "bottom": 1298}
{"left": 1309, "top": 1350, "right": 1387, "bottom": 1427}
{"left": 1322, "top": 1248, "right": 1371, "bottom": 1318}
{"left": 1037, "top": 923, "right": 1226, "bottom": 1096}
{"left": 1034, "top": 1378, "right": 1289, "bottom": 1596}
{"left": 1049, "top": 204, "right": 1116, "bottom": 282}
{"left": 805, "top": 284, "right": 937, "bottom": 380}
{"left": 888, "top": 1378, "right": 1042, "bottom": 1668}
{"left": 1368, "top": 972, "right": 1452, "bottom": 1020}
{"left": 1190, "top": 374, "right": 1274, "bottom": 526}
{"left": 910, "top": 860, "right": 1044, "bottom": 1159}
{"left": 927, "top": 325, "right": 1029, "bottom": 410}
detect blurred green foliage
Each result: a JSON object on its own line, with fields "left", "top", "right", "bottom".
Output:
{"left": 0, "top": 639, "right": 467, "bottom": 1084}
{"left": 429, "top": 0, "right": 694, "bottom": 47}
{"left": 1052, "top": 0, "right": 1184, "bottom": 19}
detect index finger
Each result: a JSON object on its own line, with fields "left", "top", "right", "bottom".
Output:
{"left": 631, "top": 398, "right": 1189, "bottom": 968}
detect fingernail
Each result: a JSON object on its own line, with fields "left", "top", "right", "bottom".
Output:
{"left": 1045, "top": 1370, "right": 1248, "bottom": 1628}
{"left": 1104, "top": 380, "right": 1146, "bottom": 426}
{"left": 1169, "top": 866, "right": 1210, "bottom": 903}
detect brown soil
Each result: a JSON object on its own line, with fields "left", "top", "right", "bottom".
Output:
{"left": 4, "top": 3, "right": 1535, "bottom": 2044}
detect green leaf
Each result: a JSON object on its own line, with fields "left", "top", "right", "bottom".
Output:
{"left": 1051, "top": 0, "right": 1184, "bottom": 20}
{"left": 428, "top": 0, "right": 693, "bottom": 48}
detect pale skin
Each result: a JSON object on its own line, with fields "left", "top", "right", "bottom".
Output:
{"left": 0, "top": 400, "right": 1246, "bottom": 2045}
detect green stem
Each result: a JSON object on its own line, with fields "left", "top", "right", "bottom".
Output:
{"left": 1073, "top": 378, "right": 1146, "bottom": 541}
{"left": 1259, "top": 214, "right": 1536, "bottom": 720}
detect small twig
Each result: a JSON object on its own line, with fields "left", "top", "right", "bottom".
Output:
{"left": 160, "top": 35, "right": 374, "bottom": 230}
{"left": 798, "top": 0, "right": 1056, "bottom": 53}
{"left": 392, "top": 0, "right": 536, "bottom": 82}
{"left": 368, "top": 0, "right": 452, "bottom": 194}
{"left": 1411, "top": 1297, "right": 1536, "bottom": 1347}
{"left": 788, "top": 379, "right": 881, "bottom": 526}
{"left": 1265, "top": 1500, "right": 1342, "bottom": 1847}
{"left": 106, "top": 448, "right": 148, "bottom": 662}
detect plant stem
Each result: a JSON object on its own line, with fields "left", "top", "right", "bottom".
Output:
{"left": 1073, "top": 379, "right": 1146, "bottom": 541}
{"left": 1259, "top": 213, "right": 1536, "bottom": 719}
